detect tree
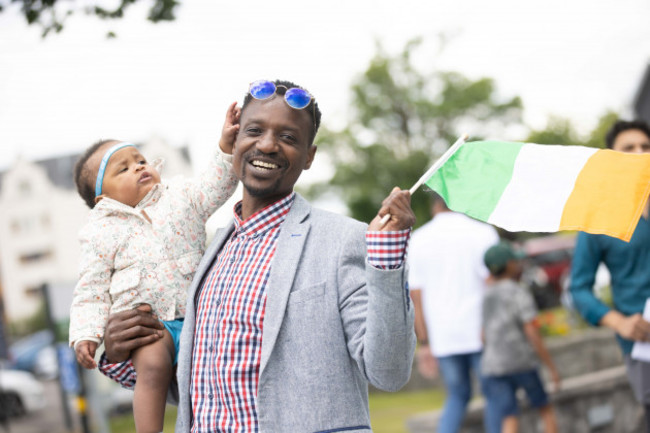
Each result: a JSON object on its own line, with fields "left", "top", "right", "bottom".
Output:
{"left": 304, "top": 39, "right": 522, "bottom": 227}
{"left": 0, "top": 0, "right": 178, "bottom": 37}
{"left": 525, "top": 110, "right": 619, "bottom": 148}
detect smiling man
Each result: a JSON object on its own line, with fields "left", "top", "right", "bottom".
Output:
{"left": 98, "top": 80, "right": 416, "bottom": 433}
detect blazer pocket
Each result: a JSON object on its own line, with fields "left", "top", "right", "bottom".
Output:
{"left": 288, "top": 282, "right": 326, "bottom": 305}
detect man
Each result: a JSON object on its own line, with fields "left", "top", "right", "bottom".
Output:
{"left": 97, "top": 79, "right": 416, "bottom": 433}
{"left": 409, "top": 193, "right": 499, "bottom": 433}
{"left": 569, "top": 119, "right": 650, "bottom": 430}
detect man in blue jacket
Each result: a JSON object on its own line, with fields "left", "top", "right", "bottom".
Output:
{"left": 570, "top": 119, "right": 650, "bottom": 430}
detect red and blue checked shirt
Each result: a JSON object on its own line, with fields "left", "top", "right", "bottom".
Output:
{"left": 98, "top": 192, "right": 410, "bottom": 432}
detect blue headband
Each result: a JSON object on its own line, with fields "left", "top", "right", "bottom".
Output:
{"left": 95, "top": 142, "right": 136, "bottom": 197}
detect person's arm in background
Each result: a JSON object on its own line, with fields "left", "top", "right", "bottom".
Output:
{"left": 570, "top": 232, "right": 650, "bottom": 341}
{"left": 523, "top": 319, "right": 561, "bottom": 391}
{"left": 410, "top": 289, "right": 438, "bottom": 379}
{"left": 514, "top": 282, "right": 561, "bottom": 391}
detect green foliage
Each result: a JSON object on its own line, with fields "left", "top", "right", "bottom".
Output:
{"left": 585, "top": 110, "right": 619, "bottom": 148}
{"left": 7, "top": 300, "right": 48, "bottom": 338}
{"left": 1, "top": 0, "right": 179, "bottom": 37}
{"left": 526, "top": 111, "right": 619, "bottom": 148}
{"left": 307, "top": 39, "right": 522, "bottom": 227}
{"left": 526, "top": 116, "right": 582, "bottom": 146}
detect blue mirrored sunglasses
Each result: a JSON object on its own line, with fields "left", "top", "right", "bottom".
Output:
{"left": 249, "top": 80, "right": 313, "bottom": 110}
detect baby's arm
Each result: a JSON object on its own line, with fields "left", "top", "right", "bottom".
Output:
{"left": 69, "top": 226, "right": 115, "bottom": 357}
{"left": 177, "top": 103, "right": 240, "bottom": 221}
{"left": 218, "top": 101, "right": 241, "bottom": 155}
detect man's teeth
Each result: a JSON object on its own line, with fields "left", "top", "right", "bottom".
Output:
{"left": 252, "top": 160, "right": 279, "bottom": 169}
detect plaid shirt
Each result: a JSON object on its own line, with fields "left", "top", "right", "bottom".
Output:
{"left": 98, "top": 193, "right": 410, "bottom": 432}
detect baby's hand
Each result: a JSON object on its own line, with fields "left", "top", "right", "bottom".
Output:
{"left": 75, "top": 340, "right": 99, "bottom": 369}
{"left": 219, "top": 101, "right": 241, "bottom": 155}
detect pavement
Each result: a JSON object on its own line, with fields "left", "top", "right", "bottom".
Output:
{"left": 1, "top": 379, "right": 81, "bottom": 433}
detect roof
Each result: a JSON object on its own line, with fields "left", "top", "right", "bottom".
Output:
{"left": 0, "top": 145, "right": 191, "bottom": 192}
{"left": 633, "top": 62, "right": 650, "bottom": 123}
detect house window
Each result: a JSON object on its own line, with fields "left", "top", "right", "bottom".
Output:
{"left": 18, "top": 180, "right": 31, "bottom": 195}
{"left": 19, "top": 250, "right": 53, "bottom": 264}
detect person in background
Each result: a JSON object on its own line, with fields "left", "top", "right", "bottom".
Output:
{"left": 569, "top": 119, "right": 650, "bottom": 431}
{"left": 409, "top": 193, "right": 499, "bottom": 432}
{"left": 481, "top": 242, "right": 560, "bottom": 433}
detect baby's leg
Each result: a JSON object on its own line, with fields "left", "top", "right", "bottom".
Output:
{"left": 131, "top": 329, "right": 175, "bottom": 433}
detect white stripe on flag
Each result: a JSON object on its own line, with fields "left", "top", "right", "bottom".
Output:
{"left": 487, "top": 143, "right": 598, "bottom": 232}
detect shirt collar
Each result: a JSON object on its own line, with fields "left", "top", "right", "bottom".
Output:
{"left": 233, "top": 192, "right": 296, "bottom": 238}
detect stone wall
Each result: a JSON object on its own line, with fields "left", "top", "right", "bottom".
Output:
{"left": 405, "top": 328, "right": 644, "bottom": 433}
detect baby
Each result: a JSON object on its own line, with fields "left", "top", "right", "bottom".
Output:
{"left": 69, "top": 103, "right": 240, "bottom": 433}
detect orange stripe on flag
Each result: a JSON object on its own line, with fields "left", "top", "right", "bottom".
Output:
{"left": 560, "top": 150, "right": 650, "bottom": 241}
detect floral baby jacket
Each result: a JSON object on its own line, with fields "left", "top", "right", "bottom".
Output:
{"left": 69, "top": 148, "right": 238, "bottom": 348}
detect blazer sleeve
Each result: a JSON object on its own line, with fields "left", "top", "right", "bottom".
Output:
{"left": 337, "top": 226, "right": 416, "bottom": 392}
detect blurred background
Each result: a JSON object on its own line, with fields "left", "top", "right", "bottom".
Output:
{"left": 1, "top": 0, "right": 649, "bottom": 431}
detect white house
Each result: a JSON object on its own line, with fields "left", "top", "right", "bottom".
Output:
{"left": 0, "top": 138, "right": 193, "bottom": 322}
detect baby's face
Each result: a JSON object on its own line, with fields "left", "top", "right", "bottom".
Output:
{"left": 90, "top": 143, "right": 161, "bottom": 207}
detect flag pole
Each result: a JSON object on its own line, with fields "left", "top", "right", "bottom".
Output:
{"left": 379, "top": 133, "right": 469, "bottom": 227}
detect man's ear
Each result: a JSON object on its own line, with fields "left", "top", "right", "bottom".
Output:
{"left": 304, "top": 145, "right": 317, "bottom": 170}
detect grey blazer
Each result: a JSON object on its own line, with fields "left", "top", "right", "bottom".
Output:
{"left": 175, "top": 194, "right": 416, "bottom": 433}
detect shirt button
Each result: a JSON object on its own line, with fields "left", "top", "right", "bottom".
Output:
{"left": 229, "top": 257, "right": 235, "bottom": 264}
{"left": 208, "top": 394, "right": 214, "bottom": 400}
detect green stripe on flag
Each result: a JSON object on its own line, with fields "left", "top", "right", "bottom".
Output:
{"left": 425, "top": 141, "right": 525, "bottom": 222}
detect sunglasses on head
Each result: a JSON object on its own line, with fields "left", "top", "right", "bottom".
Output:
{"left": 249, "top": 80, "right": 313, "bottom": 110}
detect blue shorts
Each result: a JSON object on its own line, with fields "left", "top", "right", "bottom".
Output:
{"left": 483, "top": 369, "right": 549, "bottom": 416}
{"left": 162, "top": 318, "right": 184, "bottom": 365}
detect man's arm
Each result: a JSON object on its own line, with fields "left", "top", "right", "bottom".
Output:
{"left": 350, "top": 188, "right": 415, "bottom": 391}
{"left": 570, "top": 232, "right": 650, "bottom": 340}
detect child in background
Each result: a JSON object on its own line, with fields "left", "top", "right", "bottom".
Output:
{"left": 481, "top": 242, "right": 561, "bottom": 433}
{"left": 69, "top": 103, "right": 240, "bottom": 433}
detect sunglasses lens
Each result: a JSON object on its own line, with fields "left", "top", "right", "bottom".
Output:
{"left": 285, "top": 88, "right": 312, "bottom": 109}
{"left": 250, "top": 80, "right": 276, "bottom": 100}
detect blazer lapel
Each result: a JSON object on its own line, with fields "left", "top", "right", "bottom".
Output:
{"left": 259, "top": 195, "right": 311, "bottom": 375}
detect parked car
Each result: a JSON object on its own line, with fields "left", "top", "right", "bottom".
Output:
{"left": 520, "top": 234, "right": 576, "bottom": 309}
{"left": 8, "top": 330, "right": 58, "bottom": 379}
{"left": 0, "top": 368, "right": 46, "bottom": 417}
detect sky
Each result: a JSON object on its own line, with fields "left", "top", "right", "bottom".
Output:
{"left": 1, "top": 0, "right": 649, "bottom": 175}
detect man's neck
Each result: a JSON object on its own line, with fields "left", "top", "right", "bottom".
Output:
{"left": 239, "top": 192, "right": 294, "bottom": 221}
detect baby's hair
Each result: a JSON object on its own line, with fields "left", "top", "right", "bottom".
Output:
{"left": 73, "top": 139, "right": 118, "bottom": 209}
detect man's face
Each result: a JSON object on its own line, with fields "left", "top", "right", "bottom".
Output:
{"left": 90, "top": 143, "right": 161, "bottom": 207}
{"left": 233, "top": 97, "right": 317, "bottom": 207}
{"left": 611, "top": 129, "right": 650, "bottom": 154}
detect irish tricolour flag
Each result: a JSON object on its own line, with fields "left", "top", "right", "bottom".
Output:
{"left": 425, "top": 141, "right": 650, "bottom": 241}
